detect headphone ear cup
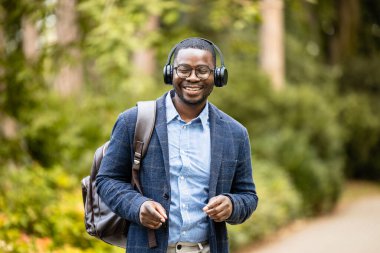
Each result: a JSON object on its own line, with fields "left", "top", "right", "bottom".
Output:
{"left": 214, "top": 67, "right": 221, "bottom": 87}
{"left": 214, "top": 66, "right": 228, "bottom": 87}
{"left": 163, "top": 65, "right": 173, "bottom": 85}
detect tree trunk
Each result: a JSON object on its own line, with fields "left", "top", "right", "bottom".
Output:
{"left": 132, "top": 15, "right": 158, "bottom": 76}
{"left": 0, "top": 10, "right": 18, "bottom": 140}
{"left": 54, "top": 0, "right": 83, "bottom": 97}
{"left": 330, "top": 0, "right": 360, "bottom": 64}
{"left": 0, "top": 7, "right": 5, "bottom": 94}
{"left": 21, "top": 16, "right": 39, "bottom": 62}
{"left": 259, "top": 0, "right": 285, "bottom": 90}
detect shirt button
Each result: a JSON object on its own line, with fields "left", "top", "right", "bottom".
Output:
{"left": 183, "top": 125, "right": 186, "bottom": 129}
{"left": 180, "top": 176, "right": 184, "bottom": 180}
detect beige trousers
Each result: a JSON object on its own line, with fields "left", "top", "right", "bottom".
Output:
{"left": 167, "top": 242, "right": 210, "bottom": 253}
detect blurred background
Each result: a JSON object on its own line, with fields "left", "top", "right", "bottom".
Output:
{"left": 0, "top": 0, "right": 379, "bottom": 252}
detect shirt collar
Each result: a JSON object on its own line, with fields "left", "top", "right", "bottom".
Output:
{"left": 165, "top": 91, "right": 209, "bottom": 129}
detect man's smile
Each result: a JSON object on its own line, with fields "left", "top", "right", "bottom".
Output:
{"left": 183, "top": 85, "right": 203, "bottom": 91}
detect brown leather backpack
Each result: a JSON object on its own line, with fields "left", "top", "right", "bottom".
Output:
{"left": 81, "top": 101, "right": 157, "bottom": 248}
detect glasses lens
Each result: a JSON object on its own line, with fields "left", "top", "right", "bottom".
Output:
{"left": 176, "top": 66, "right": 192, "bottom": 78}
{"left": 195, "top": 66, "right": 211, "bottom": 79}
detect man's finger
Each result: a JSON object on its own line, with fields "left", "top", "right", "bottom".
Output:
{"left": 144, "top": 219, "right": 162, "bottom": 228}
{"left": 154, "top": 203, "right": 168, "bottom": 221}
{"left": 146, "top": 203, "right": 166, "bottom": 222}
{"left": 209, "top": 210, "right": 230, "bottom": 222}
{"left": 208, "top": 208, "right": 227, "bottom": 218}
{"left": 203, "top": 196, "right": 223, "bottom": 211}
{"left": 203, "top": 195, "right": 233, "bottom": 222}
{"left": 145, "top": 222, "right": 162, "bottom": 229}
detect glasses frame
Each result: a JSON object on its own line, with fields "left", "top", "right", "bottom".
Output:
{"left": 174, "top": 65, "right": 214, "bottom": 80}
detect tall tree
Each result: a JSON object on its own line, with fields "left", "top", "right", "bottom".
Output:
{"left": 259, "top": 0, "right": 285, "bottom": 90}
{"left": 54, "top": 0, "right": 83, "bottom": 96}
{"left": 329, "top": 0, "right": 360, "bottom": 64}
{"left": 21, "top": 16, "right": 39, "bottom": 62}
{"left": 132, "top": 15, "right": 159, "bottom": 75}
{"left": 0, "top": 5, "right": 5, "bottom": 95}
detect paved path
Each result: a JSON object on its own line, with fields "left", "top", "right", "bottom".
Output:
{"left": 239, "top": 195, "right": 380, "bottom": 253}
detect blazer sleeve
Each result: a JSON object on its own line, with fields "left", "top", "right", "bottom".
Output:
{"left": 224, "top": 128, "right": 258, "bottom": 224}
{"left": 95, "top": 110, "right": 150, "bottom": 225}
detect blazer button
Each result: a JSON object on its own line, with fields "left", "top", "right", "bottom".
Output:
{"left": 163, "top": 193, "right": 169, "bottom": 200}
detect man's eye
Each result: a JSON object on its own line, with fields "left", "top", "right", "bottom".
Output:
{"left": 196, "top": 67, "right": 209, "bottom": 74}
{"left": 178, "top": 68, "right": 191, "bottom": 73}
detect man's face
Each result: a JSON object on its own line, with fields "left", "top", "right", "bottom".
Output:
{"left": 172, "top": 48, "right": 215, "bottom": 106}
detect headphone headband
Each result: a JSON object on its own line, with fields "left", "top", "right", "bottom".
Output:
{"left": 165, "top": 37, "right": 225, "bottom": 67}
{"left": 163, "top": 37, "right": 228, "bottom": 87}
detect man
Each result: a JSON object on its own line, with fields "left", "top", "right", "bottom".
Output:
{"left": 96, "top": 38, "right": 258, "bottom": 253}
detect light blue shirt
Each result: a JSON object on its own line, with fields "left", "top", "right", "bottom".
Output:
{"left": 166, "top": 92, "right": 211, "bottom": 244}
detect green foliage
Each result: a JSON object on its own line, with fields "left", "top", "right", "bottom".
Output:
{"left": 20, "top": 91, "right": 122, "bottom": 176}
{"left": 285, "top": 33, "right": 339, "bottom": 88}
{"left": 268, "top": 86, "right": 344, "bottom": 214}
{"left": 339, "top": 93, "right": 380, "bottom": 179}
{"left": 229, "top": 160, "right": 302, "bottom": 250}
{"left": 0, "top": 165, "right": 124, "bottom": 253}
{"left": 78, "top": 0, "right": 181, "bottom": 92}
{"left": 337, "top": 54, "right": 380, "bottom": 180}
{"left": 340, "top": 55, "right": 380, "bottom": 94}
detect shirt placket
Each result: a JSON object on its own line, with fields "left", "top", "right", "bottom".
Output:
{"left": 178, "top": 122, "right": 191, "bottom": 238}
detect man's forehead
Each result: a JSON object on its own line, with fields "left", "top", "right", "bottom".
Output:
{"left": 174, "top": 48, "right": 213, "bottom": 63}
{"left": 177, "top": 47, "right": 212, "bottom": 56}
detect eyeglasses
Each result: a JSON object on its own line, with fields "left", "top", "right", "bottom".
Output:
{"left": 174, "top": 64, "right": 214, "bottom": 80}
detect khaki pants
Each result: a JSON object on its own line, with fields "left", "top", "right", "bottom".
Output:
{"left": 167, "top": 241, "right": 210, "bottom": 253}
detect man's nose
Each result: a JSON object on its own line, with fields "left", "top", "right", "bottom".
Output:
{"left": 186, "top": 69, "right": 200, "bottom": 82}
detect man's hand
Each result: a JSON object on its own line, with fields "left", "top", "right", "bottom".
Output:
{"left": 203, "top": 195, "right": 233, "bottom": 222}
{"left": 139, "top": 200, "right": 167, "bottom": 229}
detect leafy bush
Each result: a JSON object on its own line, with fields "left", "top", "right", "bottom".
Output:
{"left": 337, "top": 55, "right": 380, "bottom": 180}
{"left": 229, "top": 160, "right": 302, "bottom": 250}
{"left": 339, "top": 93, "right": 380, "bottom": 179}
{"left": 20, "top": 92, "right": 120, "bottom": 177}
{"left": 267, "top": 86, "right": 344, "bottom": 214}
{"left": 0, "top": 165, "right": 123, "bottom": 253}
{"left": 340, "top": 55, "right": 380, "bottom": 94}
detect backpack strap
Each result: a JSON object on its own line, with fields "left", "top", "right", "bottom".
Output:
{"left": 131, "top": 100, "right": 157, "bottom": 248}
{"left": 132, "top": 101, "right": 156, "bottom": 192}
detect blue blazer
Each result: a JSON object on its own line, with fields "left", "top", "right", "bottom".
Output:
{"left": 96, "top": 92, "right": 258, "bottom": 253}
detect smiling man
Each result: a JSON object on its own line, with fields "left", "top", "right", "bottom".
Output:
{"left": 96, "top": 38, "right": 258, "bottom": 253}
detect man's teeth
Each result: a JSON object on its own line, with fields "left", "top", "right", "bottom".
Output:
{"left": 184, "top": 87, "right": 201, "bottom": 91}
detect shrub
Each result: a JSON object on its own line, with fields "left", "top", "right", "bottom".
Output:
{"left": 228, "top": 160, "right": 302, "bottom": 250}
{"left": 267, "top": 86, "right": 344, "bottom": 214}
{"left": 21, "top": 93, "right": 118, "bottom": 177}
{"left": 339, "top": 93, "right": 380, "bottom": 179}
{"left": 0, "top": 165, "right": 123, "bottom": 253}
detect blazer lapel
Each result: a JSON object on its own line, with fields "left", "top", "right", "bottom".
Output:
{"left": 155, "top": 93, "right": 171, "bottom": 187}
{"left": 208, "top": 103, "right": 225, "bottom": 198}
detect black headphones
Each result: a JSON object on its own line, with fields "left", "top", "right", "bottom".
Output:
{"left": 163, "top": 37, "right": 228, "bottom": 87}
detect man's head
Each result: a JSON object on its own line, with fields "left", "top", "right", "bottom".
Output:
{"left": 163, "top": 37, "right": 228, "bottom": 87}
{"left": 163, "top": 37, "right": 228, "bottom": 112}
{"left": 172, "top": 45, "right": 215, "bottom": 107}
